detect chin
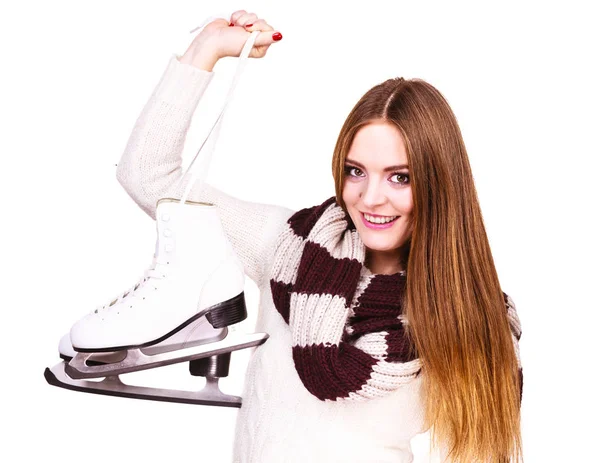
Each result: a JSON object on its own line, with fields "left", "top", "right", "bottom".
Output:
{"left": 362, "top": 237, "right": 405, "bottom": 252}
{"left": 354, "top": 225, "right": 396, "bottom": 244}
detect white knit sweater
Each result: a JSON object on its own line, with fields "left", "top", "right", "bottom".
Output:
{"left": 116, "top": 53, "right": 429, "bottom": 463}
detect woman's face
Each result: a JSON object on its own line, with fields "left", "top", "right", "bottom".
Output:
{"left": 342, "top": 120, "right": 413, "bottom": 265}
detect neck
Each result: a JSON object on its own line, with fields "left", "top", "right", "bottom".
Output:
{"left": 365, "top": 246, "right": 408, "bottom": 275}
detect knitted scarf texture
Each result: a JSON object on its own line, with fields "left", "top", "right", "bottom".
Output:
{"left": 269, "top": 196, "right": 422, "bottom": 402}
{"left": 269, "top": 196, "right": 523, "bottom": 403}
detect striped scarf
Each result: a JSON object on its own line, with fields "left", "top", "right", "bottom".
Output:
{"left": 269, "top": 196, "right": 422, "bottom": 401}
{"left": 269, "top": 196, "right": 524, "bottom": 403}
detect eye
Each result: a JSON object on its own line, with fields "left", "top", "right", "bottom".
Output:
{"left": 390, "top": 173, "right": 410, "bottom": 185}
{"left": 344, "top": 165, "right": 364, "bottom": 177}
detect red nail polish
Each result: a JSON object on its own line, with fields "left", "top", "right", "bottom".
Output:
{"left": 245, "top": 23, "right": 253, "bottom": 27}
{"left": 272, "top": 32, "right": 282, "bottom": 41}
{"left": 229, "top": 22, "right": 234, "bottom": 27}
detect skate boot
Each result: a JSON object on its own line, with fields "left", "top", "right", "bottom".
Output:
{"left": 70, "top": 198, "right": 246, "bottom": 351}
{"left": 57, "top": 312, "right": 226, "bottom": 364}
{"left": 65, "top": 198, "right": 267, "bottom": 374}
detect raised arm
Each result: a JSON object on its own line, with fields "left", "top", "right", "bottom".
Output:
{"left": 116, "top": 16, "right": 291, "bottom": 286}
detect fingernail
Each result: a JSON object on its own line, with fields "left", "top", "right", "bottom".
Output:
{"left": 272, "top": 32, "right": 282, "bottom": 41}
{"left": 229, "top": 22, "right": 234, "bottom": 26}
{"left": 245, "top": 23, "right": 253, "bottom": 27}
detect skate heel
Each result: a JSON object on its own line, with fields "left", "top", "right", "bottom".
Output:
{"left": 189, "top": 353, "right": 231, "bottom": 377}
{"left": 206, "top": 292, "right": 247, "bottom": 328}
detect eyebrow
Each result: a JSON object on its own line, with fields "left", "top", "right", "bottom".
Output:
{"left": 345, "top": 159, "right": 409, "bottom": 172}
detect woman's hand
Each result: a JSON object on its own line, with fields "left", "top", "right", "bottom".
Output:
{"left": 179, "top": 10, "right": 282, "bottom": 71}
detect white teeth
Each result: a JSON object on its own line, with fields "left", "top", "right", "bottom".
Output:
{"left": 363, "top": 213, "right": 398, "bottom": 224}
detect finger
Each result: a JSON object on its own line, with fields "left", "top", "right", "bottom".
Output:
{"left": 244, "top": 19, "right": 274, "bottom": 32}
{"left": 230, "top": 10, "right": 247, "bottom": 24}
{"left": 252, "top": 29, "right": 283, "bottom": 47}
{"left": 249, "top": 46, "right": 270, "bottom": 59}
{"left": 236, "top": 12, "right": 258, "bottom": 27}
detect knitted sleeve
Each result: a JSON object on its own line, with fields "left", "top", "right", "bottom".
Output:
{"left": 115, "top": 53, "right": 293, "bottom": 285}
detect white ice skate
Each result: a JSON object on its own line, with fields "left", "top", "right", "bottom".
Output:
{"left": 45, "top": 306, "right": 255, "bottom": 407}
{"left": 45, "top": 19, "right": 265, "bottom": 407}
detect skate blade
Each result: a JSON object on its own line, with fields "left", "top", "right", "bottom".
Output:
{"left": 65, "top": 331, "right": 268, "bottom": 379}
{"left": 44, "top": 362, "right": 242, "bottom": 407}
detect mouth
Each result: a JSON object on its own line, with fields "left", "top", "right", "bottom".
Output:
{"left": 360, "top": 212, "right": 399, "bottom": 229}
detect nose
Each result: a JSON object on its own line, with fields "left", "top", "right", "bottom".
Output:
{"left": 360, "top": 179, "right": 386, "bottom": 208}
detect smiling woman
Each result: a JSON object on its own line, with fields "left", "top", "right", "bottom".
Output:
{"left": 331, "top": 76, "right": 524, "bottom": 462}
{"left": 342, "top": 120, "right": 414, "bottom": 275}
{"left": 41, "top": 9, "right": 523, "bottom": 463}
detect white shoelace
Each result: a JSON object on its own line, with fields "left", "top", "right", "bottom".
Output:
{"left": 174, "top": 18, "right": 259, "bottom": 205}
{"left": 94, "top": 16, "right": 257, "bottom": 315}
{"left": 94, "top": 260, "right": 170, "bottom": 313}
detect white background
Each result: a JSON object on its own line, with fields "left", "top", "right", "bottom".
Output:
{"left": 1, "top": 0, "right": 598, "bottom": 461}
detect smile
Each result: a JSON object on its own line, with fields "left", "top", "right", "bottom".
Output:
{"left": 361, "top": 212, "right": 399, "bottom": 229}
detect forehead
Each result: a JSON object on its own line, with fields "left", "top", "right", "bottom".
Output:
{"left": 347, "top": 121, "right": 408, "bottom": 167}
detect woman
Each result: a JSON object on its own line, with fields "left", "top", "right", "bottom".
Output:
{"left": 116, "top": 10, "right": 523, "bottom": 463}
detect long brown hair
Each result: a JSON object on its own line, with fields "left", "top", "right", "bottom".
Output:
{"left": 332, "top": 77, "right": 523, "bottom": 462}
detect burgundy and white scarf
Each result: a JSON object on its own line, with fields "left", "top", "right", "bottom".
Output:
{"left": 269, "top": 196, "right": 421, "bottom": 401}
{"left": 269, "top": 196, "right": 523, "bottom": 403}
